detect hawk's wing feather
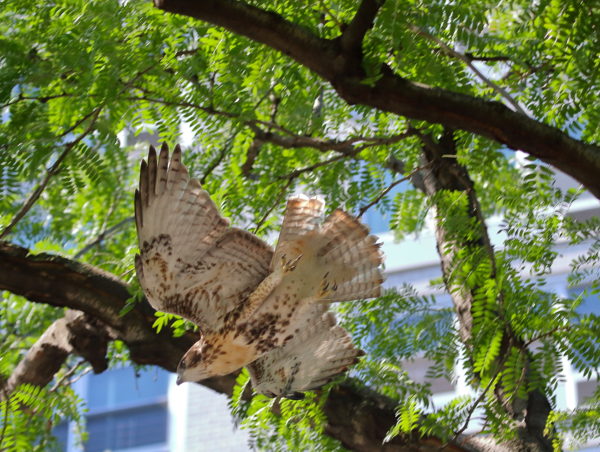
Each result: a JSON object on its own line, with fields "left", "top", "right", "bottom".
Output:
{"left": 135, "top": 144, "right": 273, "bottom": 331}
{"left": 247, "top": 307, "right": 363, "bottom": 397}
{"left": 316, "top": 210, "right": 384, "bottom": 302}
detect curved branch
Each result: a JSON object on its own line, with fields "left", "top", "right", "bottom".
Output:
{"left": 154, "top": 0, "right": 337, "bottom": 79}
{"left": 407, "top": 24, "right": 527, "bottom": 116}
{"left": 0, "top": 241, "right": 496, "bottom": 451}
{"left": 154, "top": 0, "right": 600, "bottom": 199}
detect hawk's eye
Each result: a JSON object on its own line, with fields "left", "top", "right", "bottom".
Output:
{"left": 179, "top": 360, "right": 186, "bottom": 369}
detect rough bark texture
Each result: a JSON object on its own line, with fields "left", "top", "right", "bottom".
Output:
{"left": 417, "top": 132, "right": 553, "bottom": 451}
{"left": 1, "top": 240, "right": 500, "bottom": 451}
{"left": 5, "top": 310, "right": 111, "bottom": 394}
{"left": 154, "top": 0, "right": 600, "bottom": 200}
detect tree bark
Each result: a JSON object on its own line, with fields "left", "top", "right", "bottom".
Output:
{"left": 1, "top": 240, "right": 510, "bottom": 451}
{"left": 4, "top": 310, "right": 111, "bottom": 394}
{"left": 417, "top": 131, "right": 553, "bottom": 451}
{"left": 153, "top": 0, "right": 600, "bottom": 200}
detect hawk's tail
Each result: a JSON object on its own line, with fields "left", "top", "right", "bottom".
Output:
{"left": 317, "top": 209, "right": 384, "bottom": 302}
{"left": 273, "top": 197, "right": 384, "bottom": 303}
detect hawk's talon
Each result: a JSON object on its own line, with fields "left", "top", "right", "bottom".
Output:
{"left": 283, "top": 254, "right": 302, "bottom": 272}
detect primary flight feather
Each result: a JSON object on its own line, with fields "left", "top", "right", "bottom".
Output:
{"left": 134, "top": 144, "right": 383, "bottom": 398}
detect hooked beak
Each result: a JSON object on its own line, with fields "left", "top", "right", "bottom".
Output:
{"left": 176, "top": 366, "right": 185, "bottom": 385}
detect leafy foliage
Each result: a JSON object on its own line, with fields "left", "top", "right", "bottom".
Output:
{"left": 0, "top": 0, "right": 598, "bottom": 449}
{"left": 228, "top": 369, "right": 345, "bottom": 451}
{"left": 0, "top": 383, "right": 85, "bottom": 452}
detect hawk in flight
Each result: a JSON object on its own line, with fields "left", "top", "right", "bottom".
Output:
{"left": 134, "top": 144, "right": 383, "bottom": 399}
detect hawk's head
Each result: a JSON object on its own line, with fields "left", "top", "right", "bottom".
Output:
{"left": 176, "top": 334, "right": 255, "bottom": 384}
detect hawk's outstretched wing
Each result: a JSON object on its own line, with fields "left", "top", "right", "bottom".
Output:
{"left": 247, "top": 305, "right": 363, "bottom": 398}
{"left": 134, "top": 144, "right": 273, "bottom": 332}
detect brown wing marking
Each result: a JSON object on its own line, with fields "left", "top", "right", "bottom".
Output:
{"left": 247, "top": 307, "right": 363, "bottom": 397}
{"left": 135, "top": 144, "right": 273, "bottom": 330}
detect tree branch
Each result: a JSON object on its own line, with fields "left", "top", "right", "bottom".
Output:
{"left": 253, "top": 178, "right": 295, "bottom": 233}
{"left": 0, "top": 241, "right": 236, "bottom": 395}
{"left": 154, "top": 0, "right": 337, "bottom": 79}
{"left": 415, "top": 131, "right": 553, "bottom": 451}
{"left": 74, "top": 217, "right": 134, "bottom": 259}
{"left": 407, "top": 25, "right": 527, "bottom": 116}
{"left": 0, "top": 240, "right": 500, "bottom": 451}
{"left": 356, "top": 161, "right": 433, "bottom": 218}
{"left": 251, "top": 126, "right": 413, "bottom": 175}
{"left": 154, "top": 0, "right": 600, "bottom": 199}
{"left": 277, "top": 153, "right": 348, "bottom": 180}
{"left": 337, "top": 0, "right": 382, "bottom": 75}
{"left": 4, "top": 310, "right": 110, "bottom": 394}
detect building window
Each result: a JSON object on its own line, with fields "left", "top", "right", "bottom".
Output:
{"left": 83, "top": 366, "right": 169, "bottom": 452}
{"left": 85, "top": 404, "right": 167, "bottom": 452}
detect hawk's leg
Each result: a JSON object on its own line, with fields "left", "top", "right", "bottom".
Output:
{"left": 280, "top": 253, "right": 303, "bottom": 272}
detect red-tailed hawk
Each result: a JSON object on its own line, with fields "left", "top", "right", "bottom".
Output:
{"left": 134, "top": 144, "right": 383, "bottom": 399}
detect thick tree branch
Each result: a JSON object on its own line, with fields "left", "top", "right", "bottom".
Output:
{"left": 0, "top": 241, "right": 234, "bottom": 396}
{"left": 337, "top": 0, "right": 382, "bottom": 76}
{"left": 154, "top": 0, "right": 600, "bottom": 199}
{"left": 4, "top": 310, "right": 111, "bottom": 394}
{"left": 153, "top": 0, "right": 337, "bottom": 79}
{"left": 0, "top": 241, "right": 497, "bottom": 451}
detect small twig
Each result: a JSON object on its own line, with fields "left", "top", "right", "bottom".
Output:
{"left": 253, "top": 178, "right": 295, "bottom": 233}
{"left": 464, "top": 53, "right": 512, "bottom": 63}
{"left": 522, "top": 325, "right": 573, "bottom": 348}
{"left": 277, "top": 153, "right": 348, "bottom": 180}
{"left": 409, "top": 25, "right": 527, "bottom": 116}
{"left": 240, "top": 85, "right": 282, "bottom": 178}
{"left": 0, "top": 93, "right": 73, "bottom": 109}
{"left": 356, "top": 161, "right": 434, "bottom": 218}
{"left": 74, "top": 217, "right": 134, "bottom": 259}
{"left": 444, "top": 350, "right": 511, "bottom": 450}
{"left": 0, "top": 107, "right": 103, "bottom": 240}
{"left": 174, "top": 48, "right": 199, "bottom": 57}
{"left": 49, "top": 359, "right": 86, "bottom": 393}
{"left": 66, "top": 366, "right": 93, "bottom": 387}
{"left": 126, "top": 94, "right": 296, "bottom": 137}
